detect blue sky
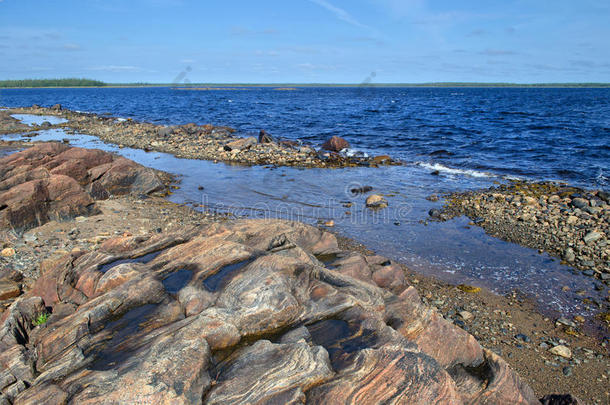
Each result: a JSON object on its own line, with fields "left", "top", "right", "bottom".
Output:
{"left": 1, "top": 0, "right": 609, "bottom": 83}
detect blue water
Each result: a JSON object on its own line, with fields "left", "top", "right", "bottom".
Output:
{"left": 1, "top": 88, "right": 609, "bottom": 325}
{"left": 1, "top": 87, "right": 609, "bottom": 188}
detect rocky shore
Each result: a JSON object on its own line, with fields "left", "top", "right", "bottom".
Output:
{"left": 1, "top": 105, "right": 399, "bottom": 168}
{"left": 0, "top": 142, "right": 607, "bottom": 403}
{"left": 438, "top": 181, "right": 610, "bottom": 286}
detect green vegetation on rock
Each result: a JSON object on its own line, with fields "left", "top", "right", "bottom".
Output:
{"left": 33, "top": 312, "right": 49, "bottom": 326}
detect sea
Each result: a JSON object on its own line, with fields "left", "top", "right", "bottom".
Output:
{"left": 1, "top": 86, "right": 609, "bottom": 322}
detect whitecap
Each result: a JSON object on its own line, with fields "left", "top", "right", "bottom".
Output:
{"left": 340, "top": 148, "right": 369, "bottom": 158}
{"left": 415, "top": 162, "right": 495, "bottom": 178}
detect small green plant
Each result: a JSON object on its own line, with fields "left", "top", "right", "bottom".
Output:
{"left": 33, "top": 313, "right": 49, "bottom": 326}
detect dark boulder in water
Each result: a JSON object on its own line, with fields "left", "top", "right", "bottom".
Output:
{"left": 429, "top": 209, "right": 442, "bottom": 219}
{"left": 350, "top": 185, "right": 373, "bottom": 195}
{"left": 322, "top": 136, "right": 349, "bottom": 152}
{"left": 258, "top": 130, "right": 275, "bottom": 144}
{"left": 429, "top": 149, "right": 453, "bottom": 157}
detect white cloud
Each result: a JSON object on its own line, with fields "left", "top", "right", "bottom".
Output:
{"left": 308, "top": 0, "right": 371, "bottom": 30}
{"left": 296, "top": 62, "right": 338, "bottom": 71}
{"left": 89, "top": 65, "right": 142, "bottom": 72}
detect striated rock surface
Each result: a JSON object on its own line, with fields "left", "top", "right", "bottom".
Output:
{"left": 0, "top": 219, "right": 539, "bottom": 404}
{"left": 0, "top": 143, "right": 167, "bottom": 231}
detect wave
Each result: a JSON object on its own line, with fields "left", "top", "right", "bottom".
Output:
{"left": 415, "top": 162, "right": 496, "bottom": 178}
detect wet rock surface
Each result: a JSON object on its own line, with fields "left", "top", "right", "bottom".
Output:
{"left": 0, "top": 142, "right": 168, "bottom": 232}
{"left": 0, "top": 218, "right": 541, "bottom": 404}
{"left": 1, "top": 106, "right": 401, "bottom": 168}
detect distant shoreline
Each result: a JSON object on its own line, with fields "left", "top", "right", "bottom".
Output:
{"left": 1, "top": 82, "right": 610, "bottom": 89}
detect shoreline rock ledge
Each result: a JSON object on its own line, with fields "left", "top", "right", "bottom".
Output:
{"left": 0, "top": 217, "right": 543, "bottom": 404}
{"left": 0, "top": 143, "right": 168, "bottom": 233}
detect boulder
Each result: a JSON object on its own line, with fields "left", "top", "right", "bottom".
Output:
{"left": 258, "top": 129, "right": 275, "bottom": 143}
{"left": 365, "top": 194, "right": 388, "bottom": 209}
{"left": 322, "top": 136, "right": 350, "bottom": 152}
{"left": 224, "top": 137, "right": 257, "bottom": 151}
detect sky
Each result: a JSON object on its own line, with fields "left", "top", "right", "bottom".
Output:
{"left": 1, "top": 0, "right": 609, "bottom": 83}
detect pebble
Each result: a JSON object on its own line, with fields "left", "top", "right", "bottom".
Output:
{"left": 549, "top": 345, "right": 572, "bottom": 359}
{"left": 556, "top": 317, "right": 577, "bottom": 328}
{"left": 562, "top": 366, "right": 573, "bottom": 376}
{"left": 459, "top": 311, "right": 474, "bottom": 321}
{"left": 563, "top": 248, "right": 575, "bottom": 262}
{"left": 514, "top": 333, "right": 531, "bottom": 343}
{"left": 571, "top": 198, "right": 589, "bottom": 209}
{"left": 1, "top": 248, "right": 15, "bottom": 257}
{"left": 583, "top": 231, "right": 603, "bottom": 244}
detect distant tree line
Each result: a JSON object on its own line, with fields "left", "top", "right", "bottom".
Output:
{"left": 0, "top": 78, "right": 106, "bottom": 88}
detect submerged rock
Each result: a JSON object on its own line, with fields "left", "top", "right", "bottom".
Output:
{"left": 365, "top": 194, "right": 388, "bottom": 209}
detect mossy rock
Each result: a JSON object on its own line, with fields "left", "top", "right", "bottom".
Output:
{"left": 457, "top": 284, "right": 481, "bottom": 293}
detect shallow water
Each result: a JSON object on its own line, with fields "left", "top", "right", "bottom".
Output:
{"left": 10, "top": 114, "right": 68, "bottom": 126}
{"left": 3, "top": 118, "right": 606, "bottom": 320}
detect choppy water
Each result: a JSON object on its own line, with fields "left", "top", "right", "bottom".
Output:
{"left": 1, "top": 87, "right": 608, "bottom": 188}
{"left": 1, "top": 87, "right": 609, "bottom": 328}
